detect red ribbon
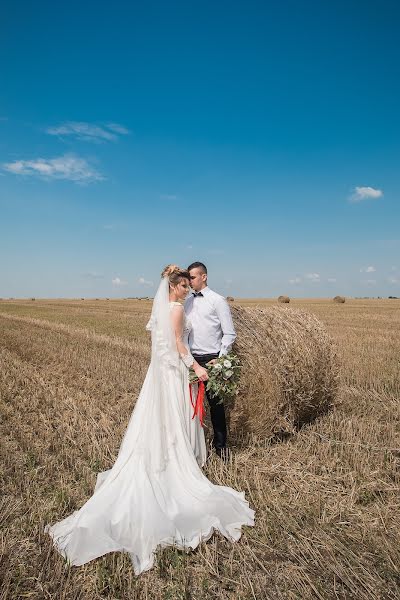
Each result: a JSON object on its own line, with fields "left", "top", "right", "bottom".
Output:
{"left": 189, "top": 381, "right": 205, "bottom": 427}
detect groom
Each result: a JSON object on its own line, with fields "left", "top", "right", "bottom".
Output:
{"left": 184, "top": 261, "right": 236, "bottom": 459}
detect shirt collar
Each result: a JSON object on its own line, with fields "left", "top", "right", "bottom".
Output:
{"left": 189, "top": 286, "right": 210, "bottom": 299}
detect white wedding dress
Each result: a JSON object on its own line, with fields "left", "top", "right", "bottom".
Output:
{"left": 45, "top": 278, "right": 255, "bottom": 575}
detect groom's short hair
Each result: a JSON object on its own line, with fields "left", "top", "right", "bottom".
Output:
{"left": 187, "top": 261, "right": 207, "bottom": 274}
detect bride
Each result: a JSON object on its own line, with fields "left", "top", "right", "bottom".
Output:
{"left": 45, "top": 264, "right": 255, "bottom": 575}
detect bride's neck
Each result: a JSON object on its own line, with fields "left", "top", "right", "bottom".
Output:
{"left": 169, "top": 292, "right": 179, "bottom": 302}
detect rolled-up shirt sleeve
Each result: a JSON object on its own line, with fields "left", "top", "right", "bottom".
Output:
{"left": 215, "top": 297, "right": 237, "bottom": 356}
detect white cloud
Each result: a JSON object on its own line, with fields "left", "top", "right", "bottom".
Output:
{"left": 106, "top": 123, "right": 130, "bottom": 135}
{"left": 363, "top": 279, "right": 377, "bottom": 285}
{"left": 289, "top": 277, "right": 302, "bottom": 284}
{"left": 391, "top": 266, "right": 397, "bottom": 272}
{"left": 327, "top": 278, "right": 337, "bottom": 283}
{"left": 360, "top": 266, "right": 376, "bottom": 273}
{"left": 305, "top": 273, "right": 320, "bottom": 282}
{"left": 3, "top": 154, "right": 103, "bottom": 183}
{"left": 138, "top": 277, "right": 153, "bottom": 287}
{"left": 388, "top": 277, "right": 398, "bottom": 284}
{"left": 112, "top": 277, "right": 128, "bottom": 286}
{"left": 349, "top": 186, "right": 383, "bottom": 203}
{"left": 160, "top": 194, "right": 177, "bottom": 200}
{"left": 47, "top": 121, "right": 130, "bottom": 143}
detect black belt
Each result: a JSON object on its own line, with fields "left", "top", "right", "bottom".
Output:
{"left": 192, "top": 352, "right": 219, "bottom": 363}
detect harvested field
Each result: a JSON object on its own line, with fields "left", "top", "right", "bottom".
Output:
{"left": 0, "top": 297, "right": 399, "bottom": 599}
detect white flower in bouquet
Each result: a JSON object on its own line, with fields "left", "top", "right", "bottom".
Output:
{"left": 190, "top": 353, "right": 241, "bottom": 405}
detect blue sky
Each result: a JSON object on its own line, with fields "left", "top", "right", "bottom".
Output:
{"left": 1, "top": 0, "right": 399, "bottom": 298}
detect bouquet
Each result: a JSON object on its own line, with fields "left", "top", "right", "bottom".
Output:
{"left": 189, "top": 352, "right": 241, "bottom": 405}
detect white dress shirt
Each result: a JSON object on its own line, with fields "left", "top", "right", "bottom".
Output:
{"left": 184, "top": 286, "right": 236, "bottom": 356}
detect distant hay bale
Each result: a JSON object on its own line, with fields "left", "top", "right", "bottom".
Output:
{"left": 333, "top": 295, "right": 345, "bottom": 304}
{"left": 278, "top": 295, "right": 290, "bottom": 303}
{"left": 228, "top": 305, "right": 339, "bottom": 442}
{"left": 31, "top": 298, "right": 35, "bottom": 301}
{"left": 227, "top": 296, "right": 235, "bottom": 302}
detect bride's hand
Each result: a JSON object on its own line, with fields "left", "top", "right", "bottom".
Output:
{"left": 194, "top": 365, "right": 209, "bottom": 382}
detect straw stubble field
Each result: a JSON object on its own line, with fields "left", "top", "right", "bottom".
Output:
{"left": 0, "top": 298, "right": 399, "bottom": 600}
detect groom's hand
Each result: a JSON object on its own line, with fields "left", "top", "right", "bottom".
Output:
{"left": 206, "top": 359, "right": 218, "bottom": 366}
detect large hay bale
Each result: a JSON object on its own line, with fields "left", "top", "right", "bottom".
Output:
{"left": 228, "top": 305, "right": 339, "bottom": 441}
{"left": 333, "top": 295, "right": 345, "bottom": 303}
{"left": 278, "top": 295, "right": 290, "bottom": 303}
{"left": 227, "top": 296, "right": 235, "bottom": 302}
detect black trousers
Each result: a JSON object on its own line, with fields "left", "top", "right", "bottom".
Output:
{"left": 192, "top": 352, "right": 227, "bottom": 450}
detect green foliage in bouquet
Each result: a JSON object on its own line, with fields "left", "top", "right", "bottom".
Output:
{"left": 189, "top": 353, "right": 241, "bottom": 405}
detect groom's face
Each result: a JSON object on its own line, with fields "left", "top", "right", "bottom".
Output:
{"left": 189, "top": 268, "right": 207, "bottom": 292}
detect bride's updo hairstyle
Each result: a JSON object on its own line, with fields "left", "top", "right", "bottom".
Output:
{"left": 161, "top": 264, "right": 190, "bottom": 287}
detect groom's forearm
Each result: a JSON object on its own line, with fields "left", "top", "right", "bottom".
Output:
{"left": 219, "top": 332, "right": 236, "bottom": 356}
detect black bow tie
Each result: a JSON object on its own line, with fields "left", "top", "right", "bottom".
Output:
{"left": 192, "top": 291, "right": 203, "bottom": 297}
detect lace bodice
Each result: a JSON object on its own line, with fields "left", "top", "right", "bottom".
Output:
{"left": 169, "top": 301, "right": 192, "bottom": 341}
